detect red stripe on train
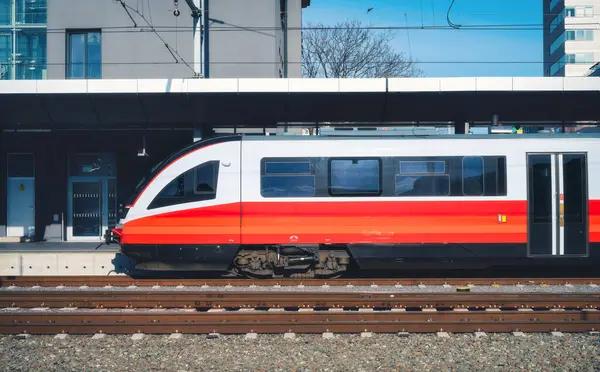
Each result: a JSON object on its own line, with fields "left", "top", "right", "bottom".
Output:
{"left": 242, "top": 200, "right": 528, "bottom": 217}
{"left": 121, "top": 200, "right": 600, "bottom": 245}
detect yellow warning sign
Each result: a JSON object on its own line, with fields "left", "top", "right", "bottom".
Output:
{"left": 19, "top": 184, "right": 25, "bottom": 191}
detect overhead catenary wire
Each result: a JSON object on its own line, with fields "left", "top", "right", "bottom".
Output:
{"left": 404, "top": 13, "right": 413, "bottom": 60}
{"left": 447, "top": 0, "right": 461, "bottom": 29}
{"left": 146, "top": 0, "right": 153, "bottom": 25}
{"left": 0, "top": 9, "right": 588, "bottom": 18}
{"left": 117, "top": 0, "right": 137, "bottom": 27}
{"left": 13, "top": 61, "right": 598, "bottom": 66}
{"left": 116, "top": 0, "right": 197, "bottom": 76}
{"left": 38, "top": 23, "right": 588, "bottom": 33}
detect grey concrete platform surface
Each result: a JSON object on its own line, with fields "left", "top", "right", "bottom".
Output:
{"left": 0, "top": 242, "right": 118, "bottom": 252}
{"left": 0, "top": 242, "right": 133, "bottom": 276}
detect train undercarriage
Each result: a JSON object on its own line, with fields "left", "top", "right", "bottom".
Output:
{"left": 231, "top": 245, "right": 351, "bottom": 278}
{"left": 111, "top": 228, "right": 600, "bottom": 278}
{"left": 120, "top": 241, "right": 352, "bottom": 278}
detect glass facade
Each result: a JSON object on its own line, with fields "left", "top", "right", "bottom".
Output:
{"left": 546, "top": 0, "right": 597, "bottom": 77}
{"left": 550, "top": 52, "right": 595, "bottom": 75}
{"left": 16, "top": 0, "right": 46, "bottom": 24}
{"left": 566, "top": 29, "right": 594, "bottom": 41}
{"left": 551, "top": 6, "right": 595, "bottom": 32}
{"left": 0, "top": 0, "right": 47, "bottom": 80}
{"left": 550, "top": 30, "right": 595, "bottom": 55}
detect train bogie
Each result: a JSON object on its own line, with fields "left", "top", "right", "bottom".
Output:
{"left": 105, "top": 134, "right": 600, "bottom": 277}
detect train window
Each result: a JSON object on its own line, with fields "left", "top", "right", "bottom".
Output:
{"left": 395, "top": 157, "right": 450, "bottom": 196}
{"left": 158, "top": 175, "right": 185, "bottom": 198}
{"left": 563, "top": 154, "right": 586, "bottom": 223}
{"left": 261, "top": 160, "right": 315, "bottom": 197}
{"left": 462, "top": 157, "right": 484, "bottom": 196}
{"left": 483, "top": 156, "right": 507, "bottom": 196}
{"left": 194, "top": 162, "right": 219, "bottom": 194}
{"left": 265, "top": 162, "right": 311, "bottom": 174}
{"left": 496, "top": 157, "right": 507, "bottom": 196}
{"left": 329, "top": 158, "right": 381, "bottom": 196}
{"left": 148, "top": 161, "right": 219, "bottom": 209}
{"left": 399, "top": 161, "right": 445, "bottom": 174}
{"left": 396, "top": 175, "right": 450, "bottom": 196}
{"left": 396, "top": 156, "right": 506, "bottom": 197}
{"left": 261, "top": 176, "right": 315, "bottom": 197}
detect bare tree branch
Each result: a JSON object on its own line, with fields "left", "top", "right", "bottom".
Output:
{"left": 302, "top": 20, "right": 423, "bottom": 78}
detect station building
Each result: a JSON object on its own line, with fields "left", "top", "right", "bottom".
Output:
{"left": 0, "top": 0, "right": 309, "bottom": 242}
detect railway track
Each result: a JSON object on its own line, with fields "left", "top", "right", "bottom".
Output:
{"left": 1, "top": 310, "right": 599, "bottom": 335}
{"left": 1, "top": 290, "right": 599, "bottom": 334}
{"left": 1, "top": 291, "right": 600, "bottom": 310}
{"left": 3, "top": 276, "right": 600, "bottom": 288}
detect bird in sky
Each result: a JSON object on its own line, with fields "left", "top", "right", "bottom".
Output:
{"left": 367, "top": 7, "right": 374, "bottom": 13}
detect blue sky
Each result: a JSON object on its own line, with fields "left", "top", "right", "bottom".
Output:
{"left": 303, "top": 0, "right": 543, "bottom": 77}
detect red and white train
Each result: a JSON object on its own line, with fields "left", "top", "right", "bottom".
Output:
{"left": 106, "top": 134, "right": 600, "bottom": 277}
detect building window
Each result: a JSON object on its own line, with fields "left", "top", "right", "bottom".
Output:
{"left": 582, "top": 6, "right": 594, "bottom": 17}
{"left": 67, "top": 30, "right": 101, "bottom": 79}
{"left": 0, "top": 32, "right": 10, "bottom": 80}
{"left": 550, "top": 30, "right": 594, "bottom": 55}
{"left": 566, "top": 29, "right": 594, "bottom": 41}
{"left": 329, "top": 158, "right": 381, "bottom": 196}
{"left": 552, "top": 52, "right": 595, "bottom": 75}
{"left": 565, "top": 6, "right": 594, "bottom": 17}
{"left": 148, "top": 161, "right": 219, "bottom": 209}
{"left": 16, "top": 29, "right": 46, "bottom": 79}
{"left": 261, "top": 159, "right": 315, "bottom": 198}
{"left": 0, "top": 0, "right": 11, "bottom": 25}
{"left": 549, "top": 0, "right": 561, "bottom": 12}
{"left": 567, "top": 53, "right": 594, "bottom": 63}
{"left": 16, "top": 0, "right": 47, "bottom": 24}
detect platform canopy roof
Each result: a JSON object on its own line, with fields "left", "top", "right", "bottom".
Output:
{"left": 0, "top": 77, "right": 599, "bottom": 130}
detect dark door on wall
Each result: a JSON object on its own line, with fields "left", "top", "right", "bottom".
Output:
{"left": 527, "top": 153, "right": 588, "bottom": 257}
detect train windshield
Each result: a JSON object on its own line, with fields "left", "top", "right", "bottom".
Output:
{"left": 122, "top": 135, "right": 240, "bottom": 211}
{"left": 125, "top": 159, "right": 167, "bottom": 206}
{"left": 124, "top": 138, "right": 210, "bottom": 207}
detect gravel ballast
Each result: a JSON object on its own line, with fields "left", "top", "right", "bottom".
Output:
{"left": 1, "top": 333, "right": 598, "bottom": 371}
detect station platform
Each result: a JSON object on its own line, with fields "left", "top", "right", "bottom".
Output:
{"left": 0, "top": 241, "right": 134, "bottom": 276}
{"left": 0, "top": 241, "right": 118, "bottom": 252}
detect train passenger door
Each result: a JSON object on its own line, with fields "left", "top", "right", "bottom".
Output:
{"left": 527, "top": 153, "right": 588, "bottom": 257}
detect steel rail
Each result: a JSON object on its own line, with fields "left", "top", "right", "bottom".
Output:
{"left": 1, "top": 311, "right": 599, "bottom": 334}
{"left": 2, "top": 276, "right": 600, "bottom": 287}
{"left": 1, "top": 291, "right": 600, "bottom": 309}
